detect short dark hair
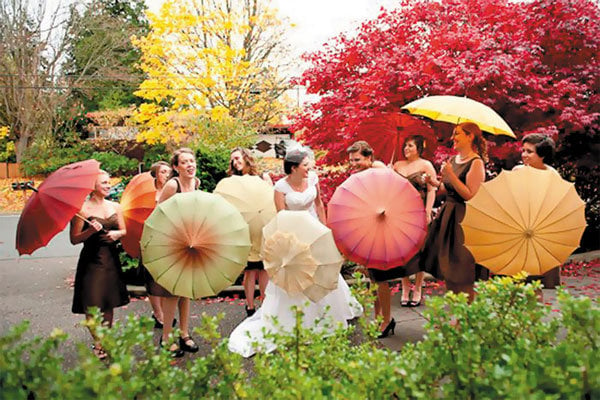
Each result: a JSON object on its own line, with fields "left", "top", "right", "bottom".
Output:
{"left": 403, "top": 135, "right": 425, "bottom": 156}
{"left": 346, "top": 140, "right": 374, "bottom": 159}
{"left": 284, "top": 159, "right": 301, "bottom": 175}
{"left": 522, "top": 133, "right": 555, "bottom": 164}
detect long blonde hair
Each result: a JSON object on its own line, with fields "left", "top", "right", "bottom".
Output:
{"left": 228, "top": 147, "right": 258, "bottom": 176}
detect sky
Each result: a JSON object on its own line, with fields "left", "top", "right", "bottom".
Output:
{"left": 143, "top": 0, "right": 399, "bottom": 106}
{"left": 145, "top": 0, "right": 397, "bottom": 59}
{"left": 45, "top": 0, "right": 398, "bottom": 106}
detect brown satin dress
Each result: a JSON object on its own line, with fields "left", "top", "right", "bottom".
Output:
{"left": 72, "top": 214, "right": 130, "bottom": 314}
{"left": 422, "top": 156, "right": 489, "bottom": 285}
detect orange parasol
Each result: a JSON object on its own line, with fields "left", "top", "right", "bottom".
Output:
{"left": 120, "top": 172, "right": 157, "bottom": 258}
{"left": 462, "top": 167, "right": 586, "bottom": 275}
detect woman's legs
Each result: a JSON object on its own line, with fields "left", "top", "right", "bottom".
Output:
{"left": 412, "top": 272, "right": 425, "bottom": 303}
{"left": 244, "top": 270, "right": 257, "bottom": 310}
{"left": 86, "top": 309, "right": 113, "bottom": 359}
{"left": 377, "top": 282, "right": 391, "bottom": 331}
{"left": 258, "top": 269, "right": 269, "bottom": 299}
{"left": 401, "top": 277, "right": 411, "bottom": 304}
{"left": 161, "top": 296, "right": 179, "bottom": 349}
{"left": 178, "top": 297, "right": 191, "bottom": 338}
{"left": 149, "top": 295, "right": 164, "bottom": 323}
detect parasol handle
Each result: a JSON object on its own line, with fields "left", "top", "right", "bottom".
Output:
{"left": 74, "top": 213, "right": 109, "bottom": 234}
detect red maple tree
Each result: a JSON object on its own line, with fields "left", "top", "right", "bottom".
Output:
{"left": 292, "top": 0, "right": 599, "bottom": 250}
{"left": 292, "top": 0, "right": 600, "bottom": 167}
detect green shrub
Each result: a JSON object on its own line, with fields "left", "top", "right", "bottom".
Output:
{"left": 20, "top": 133, "right": 94, "bottom": 176}
{"left": 91, "top": 152, "right": 139, "bottom": 176}
{"left": 141, "top": 143, "right": 169, "bottom": 171}
{"left": 193, "top": 144, "right": 230, "bottom": 192}
{"left": 1, "top": 276, "right": 598, "bottom": 399}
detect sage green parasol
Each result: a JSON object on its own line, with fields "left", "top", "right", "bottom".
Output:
{"left": 141, "top": 191, "right": 251, "bottom": 299}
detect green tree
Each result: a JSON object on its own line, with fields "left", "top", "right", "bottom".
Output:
{"left": 65, "top": 0, "right": 149, "bottom": 111}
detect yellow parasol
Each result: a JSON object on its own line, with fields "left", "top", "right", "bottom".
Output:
{"left": 213, "top": 175, "right": 276, "bottom": 262}
{"left": 262, "top": 210, "right": 343, "bottom": 302}
{"left": 141, "top": 191, "right": 251, "bottom": 299}
{"left": 461, "top": 167, "right": 586, "bottom": 275}
{"left": 401, "top": 95, "right": 516, "bottom": 138}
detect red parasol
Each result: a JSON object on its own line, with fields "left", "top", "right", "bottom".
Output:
{"left": 327, "top": 168, "right": 427, "bottom": 270}
{"left": 16, "top": 159, "right": 101, "bottom": 255}
{"left": 120, "top": 172, "right": 157, "bottom": 258}
{"left": 356, "top": 113, "right": 437, "bottom": 164}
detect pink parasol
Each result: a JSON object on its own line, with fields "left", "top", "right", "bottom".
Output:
{"left": 327, "top": 168, "right": 426, "bottom": 270}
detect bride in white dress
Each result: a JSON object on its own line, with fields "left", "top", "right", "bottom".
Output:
{"left": 228, "top": 147, "right": 363, "bottom": 357}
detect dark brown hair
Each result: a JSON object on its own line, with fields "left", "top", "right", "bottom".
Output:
{"left": 522, "top": 133, "right": 555, "bottom": 164}
{"left": 346, "top": 140, "right": 374, "bottom": 160}
{"left": 169, "top": 148, "right": 195, "bottom": 177}
{"left": 403, "top": 135, "right": 426, "bottom": 157}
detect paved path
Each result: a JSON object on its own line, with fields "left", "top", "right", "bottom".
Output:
{"left": 1, "top": 253, "right": 598, "bottom": 364}
{"left": 0, "top": 214, "right": 82, "bottom": 260}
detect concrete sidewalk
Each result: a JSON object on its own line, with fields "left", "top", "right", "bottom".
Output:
{"left": 1, "top": 252, "right": 597, "bottom": 364}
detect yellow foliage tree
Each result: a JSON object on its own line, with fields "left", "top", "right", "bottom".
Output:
{"left": 132, "top": 0, "right": 291, "bottom": 145}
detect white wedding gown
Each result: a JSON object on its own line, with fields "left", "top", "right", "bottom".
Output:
{"left": 228, "top": 172, "right": 363, "bottom": 357}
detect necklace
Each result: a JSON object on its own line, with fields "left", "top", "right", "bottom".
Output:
{"left": 287, "top": 177, "right": 306, "bottom": 192}
{"left": 457, "top": 152, "right": 477, "bottom": 163}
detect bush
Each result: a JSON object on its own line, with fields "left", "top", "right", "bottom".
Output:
{"left": 1, "top": 276, "right": 598, "bottom": 399}
{"left": 192, "top": 144, "right": 230, "bottom": 192}
{"left": 91, "top": 152, "right": 139, "bottom": 176}
{"left": 141, "top": 143, "right": 170, "bottom": 171}
{"left": 20, "top": 133, "right": 94, "bottom": 176}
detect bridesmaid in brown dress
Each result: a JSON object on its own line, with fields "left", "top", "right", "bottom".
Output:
{"left": 392, "top": 135, "right": 438, "bottom": 309}
{"left": 422, "top": 122, "right": 489, "bottom": 302}
{"left": 513, "top": 134, "right": 561, "bottom": 296}
{"left": 70, "top": 170, "right": 129, "bottom": 359}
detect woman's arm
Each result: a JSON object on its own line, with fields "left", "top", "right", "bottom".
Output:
{"left": 441, "top": 158, "right": 485, "bottom": 201}
{"left": 314, "top": 182, "right": 327, "bottom": 224}
{"left": 274, "top": 189, "right": 286, "bottom": 212}
{"left": 106, "top": 203, "right": 126, "bottom": 242}
{"left": 423, "top": 161, "right": 437, "bottom": 224}
{"left": 70, "top": 209, "right": 102, "bottom": 245}
{"left": 158, "top": 180, "right": 177, "bottom": 204}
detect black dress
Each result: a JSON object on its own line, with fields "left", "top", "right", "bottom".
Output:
{"left": 421, "top": 156, "right": 489, "bottom": 285}
{"left": 72, "top": 214, "right": 130, "bottom": 314}
{"left": 369, "top": 172, "right": 428, "bottom": 283}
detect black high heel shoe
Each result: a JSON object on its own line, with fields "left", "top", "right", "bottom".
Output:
{"left": 152, "top": 315, "right": 177, "bottom": 329}
{"left": 408, "top": 292, "right": 422, "bottom": 307}
{"left": 377, "top": 318, "right": 396, "bottom": 339}
{"left": 179, "top": 336, "right": 199, "bottom": 353}
{"left": 245, "top": 305, "right": 256, "bottom": 317}
{"left": 159, "top": 339, "right": 185, "bottom": 358}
